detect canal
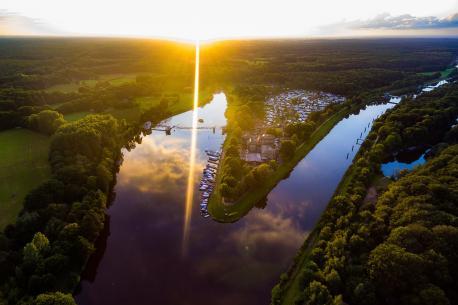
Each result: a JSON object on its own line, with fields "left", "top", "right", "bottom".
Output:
{"left": 75, "top": 94, "right": 397, "bottom": 305}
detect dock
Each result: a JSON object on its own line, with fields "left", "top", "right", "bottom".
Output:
{"left": 198, "top": 149, "right": 222, "bottom": 218}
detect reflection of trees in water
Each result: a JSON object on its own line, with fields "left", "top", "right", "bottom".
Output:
{"left": 255, "top": 196, "right": 267, "bottom": 209}
{"left": 390, "top": 146, "right": 429, "bottom": 163}
{"left": 77, "top": 214, "right": 111, "bottom": 285}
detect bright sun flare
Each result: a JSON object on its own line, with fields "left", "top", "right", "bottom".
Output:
{"left": 2, "top": 0, "right": 457, "bottom": 39}
{"left": 182, "top": 41, "right": 200, "bottom": 256}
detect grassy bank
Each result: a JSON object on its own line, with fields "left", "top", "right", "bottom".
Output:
{"left": 0, "top": 129, "right": 51, "bottom": 230}
{"left": 208, "top": 107, "right": 350, "bottom": 222}
{"left": 276, "top": 156, "right": 368, "bottom": 305}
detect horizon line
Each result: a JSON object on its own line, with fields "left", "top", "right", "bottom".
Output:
{"left": 1, "top": 33, "right": 458, "bottom": 44}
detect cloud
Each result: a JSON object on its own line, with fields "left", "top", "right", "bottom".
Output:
{"left": 318, "top": 13, "right": 458, "bottom": 36}
{"left": 0, "top": 10, "right": 61, "bottom": 36}
{"left": 355, "top": 13, "right": 458, "bottom": 30}
{"left": 118, "top": 135, "right": 203, "bottom": 195}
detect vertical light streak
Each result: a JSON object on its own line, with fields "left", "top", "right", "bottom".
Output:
{"left": 182, "top": 40, "right": 200, "bottom": 257}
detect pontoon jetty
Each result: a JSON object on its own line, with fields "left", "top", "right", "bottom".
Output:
{"left": 199, "top": 150, "right": 221, "bottom": 218}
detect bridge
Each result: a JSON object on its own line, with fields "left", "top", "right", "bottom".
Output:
{"left": 150, "top": 124, "right": 226, "bottom": 135}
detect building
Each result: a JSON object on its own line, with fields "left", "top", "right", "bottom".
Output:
{"left": 261, "top": 144, "right": 277, "bottom": 161}
{"left": 244, "top": 152, "right": 262, "bottom": 164}
{"left": 261, "top": 134, "right": 275, "bottom": 145}
{"left": 247, "top": 137, "right": 258, "bottom": 153}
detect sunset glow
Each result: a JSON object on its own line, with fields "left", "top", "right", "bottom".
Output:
{"left": 1, "top": 0, "right": 457, "bottom": 39}
{"left": 182, "top": 41, "right": 200, "bottom": 256}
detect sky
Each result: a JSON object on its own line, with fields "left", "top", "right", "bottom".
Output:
{"left": 1, "top": 0, "right": 458, "bottom": 39}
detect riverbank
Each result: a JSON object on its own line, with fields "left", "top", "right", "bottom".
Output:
{"left": 272, "top": 149, "right": 366, "bottom": 305}
{"left": 273, "top": 83, "right": 458, "bottom": 305}
{"left": 208, "top": 106, "right": 350, "bottom": 222}
{"left": 272, "top": 113, "right": 390, "bottom": 305}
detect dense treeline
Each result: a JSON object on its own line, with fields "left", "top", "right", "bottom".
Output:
{"left": 1, "top": 38, "right": 456, "bottom": 97}
{"left": 0, "top": 115, "right": 128, "bottom": 304}
{"left": 55, "top": 75, "right": 164, "bottom": 114}
{"left": 0, "top": 76, "right": 182, "bottom": 132}
{"left": 0, "top": 37, "right": 457, "bottom": 304}
{"left": 0, "top": 38, "right": 194, "bottom": 90}
{"left": 0, "top": 38, "right": 455, "bottom": 133}
{"left": 201, "top": 39, "right": 458, "bottom": 96}
{"left": 0, "top": 90, "right": 185, "bottom": 304}
{"left": 272, "top": 84, "right": 458, "bottom": 305}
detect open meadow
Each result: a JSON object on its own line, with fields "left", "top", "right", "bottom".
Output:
{"left": 0, "top": 129, "right": 50, "bottom": 229}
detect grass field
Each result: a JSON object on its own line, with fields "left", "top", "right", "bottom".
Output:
{"left": 418, "top": 66, "right": 456, "bottom": 79}
{"left": 64, "top": 111, "right": 91, "bottom": 122}
{"left": 0, "top": 129, "right": 51, "bottom": 230}
{"left": 106, "top": 89, "right": 212, "bottom": 122}
{"left": 46, "top": 73, "right": 149, "bottom": 93}
{"left": 440, "top": 67, "right": 456, "bottom": 78}
{"left": 208, "top": 107, "right": 350, "bottom": 222}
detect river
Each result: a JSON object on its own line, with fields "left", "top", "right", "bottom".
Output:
{"left": 75, "top": 94, "right": 397, "bottom": 305}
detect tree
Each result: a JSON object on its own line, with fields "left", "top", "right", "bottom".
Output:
{"left": 383, "top": 133, "right": 402, "bottom": 151}
{"left": 223, "top": 176, "right": 238, "bottom": 188}
{"left": 27, "top": 110, "right": 65, "bottom": 135}
{"left": 368, "top": 243, "right": 425, "bottom": 293}
{"left": 226, "top": 144, "right": 239, "bottom": 157}
{"left": 417, "top": 284, "right": 450, "bottom": 305}
{"left": 325, "top": 269, "right": 342, "bottom": 294}
{"left": 225, "top": 156, "right": 244, "bottom": 178}
{"left": 386, "top": 224, "right": 433, "bottom": 253}
{"left": 280, "top": 140, "right": 296, "bottom": 161}
{"left": 34, "top": 292, "right": 76, "bottom": 305}
{"left": 235, "top": 105, "right": 254, "bottom": 130}
{"left": 220, "top": 183, "right": 235, "bottom": 199}
{"left": 303, "top": 280, "right": 332, "bottom": 305}
{"left": 23, "top": 232, "right": 49, "bottom": 262}
{"left": 253, "top": 164, "right": 272, "bottom": 184}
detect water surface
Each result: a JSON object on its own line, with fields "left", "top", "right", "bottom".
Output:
{"left": 76, "top": 94, "right": 395, "bottom": 305}
{"left": 381, "top": 148, "right": 428, "bottom": 177}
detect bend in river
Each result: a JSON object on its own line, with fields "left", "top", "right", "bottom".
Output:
{"left": 75, "top": 93, "right": 397, "bottom": 305}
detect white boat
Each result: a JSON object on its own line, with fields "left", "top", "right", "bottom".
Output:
{"left": 205, "top": 150, "right": 221, "bottom": 157}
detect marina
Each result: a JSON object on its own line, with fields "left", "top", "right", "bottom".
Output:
{"left": 198, "top": 150, "right": 221, "bottom": 217}
{"left": 76, "top": 92, "right": 396, "bottom": 305}
{"left": 76, "top": 80, "right": 450, "bottom": 305}
{"left": 265, "top": 90, "right": 345, "bottom": 126}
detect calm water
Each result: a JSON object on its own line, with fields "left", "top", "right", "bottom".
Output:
{"left": 75, "top": 93, "right": 395, "bottom": 305}
{"left": 381, "top": 148, "right": 428, "bottom": 177}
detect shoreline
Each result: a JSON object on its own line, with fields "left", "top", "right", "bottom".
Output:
{"left": 208, "top": 107, "right": 350, "bottom": 223}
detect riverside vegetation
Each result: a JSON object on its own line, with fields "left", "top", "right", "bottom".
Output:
{"left": 271, "top": 84, "right": 458, "bottom": 305}
{"left": 0, "top": 37, "right": 457, "bottom": 304}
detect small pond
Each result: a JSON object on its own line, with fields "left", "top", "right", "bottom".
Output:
{"left": 381, "top": 148, "right": 429, "bottom": 177}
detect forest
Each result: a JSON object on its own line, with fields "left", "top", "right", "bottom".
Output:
{"left": 271, "top": 84, "right": 458, "bottom": 305}
{"left": 200, "top": 39, "right": 458, "bottom": 95}
{"left": 0, "top": 37, "right": 457, "bottom": 304}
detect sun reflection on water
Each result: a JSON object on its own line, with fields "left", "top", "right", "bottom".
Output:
{"left": 182, "top": 41, "right": 200, "bottom": 256}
